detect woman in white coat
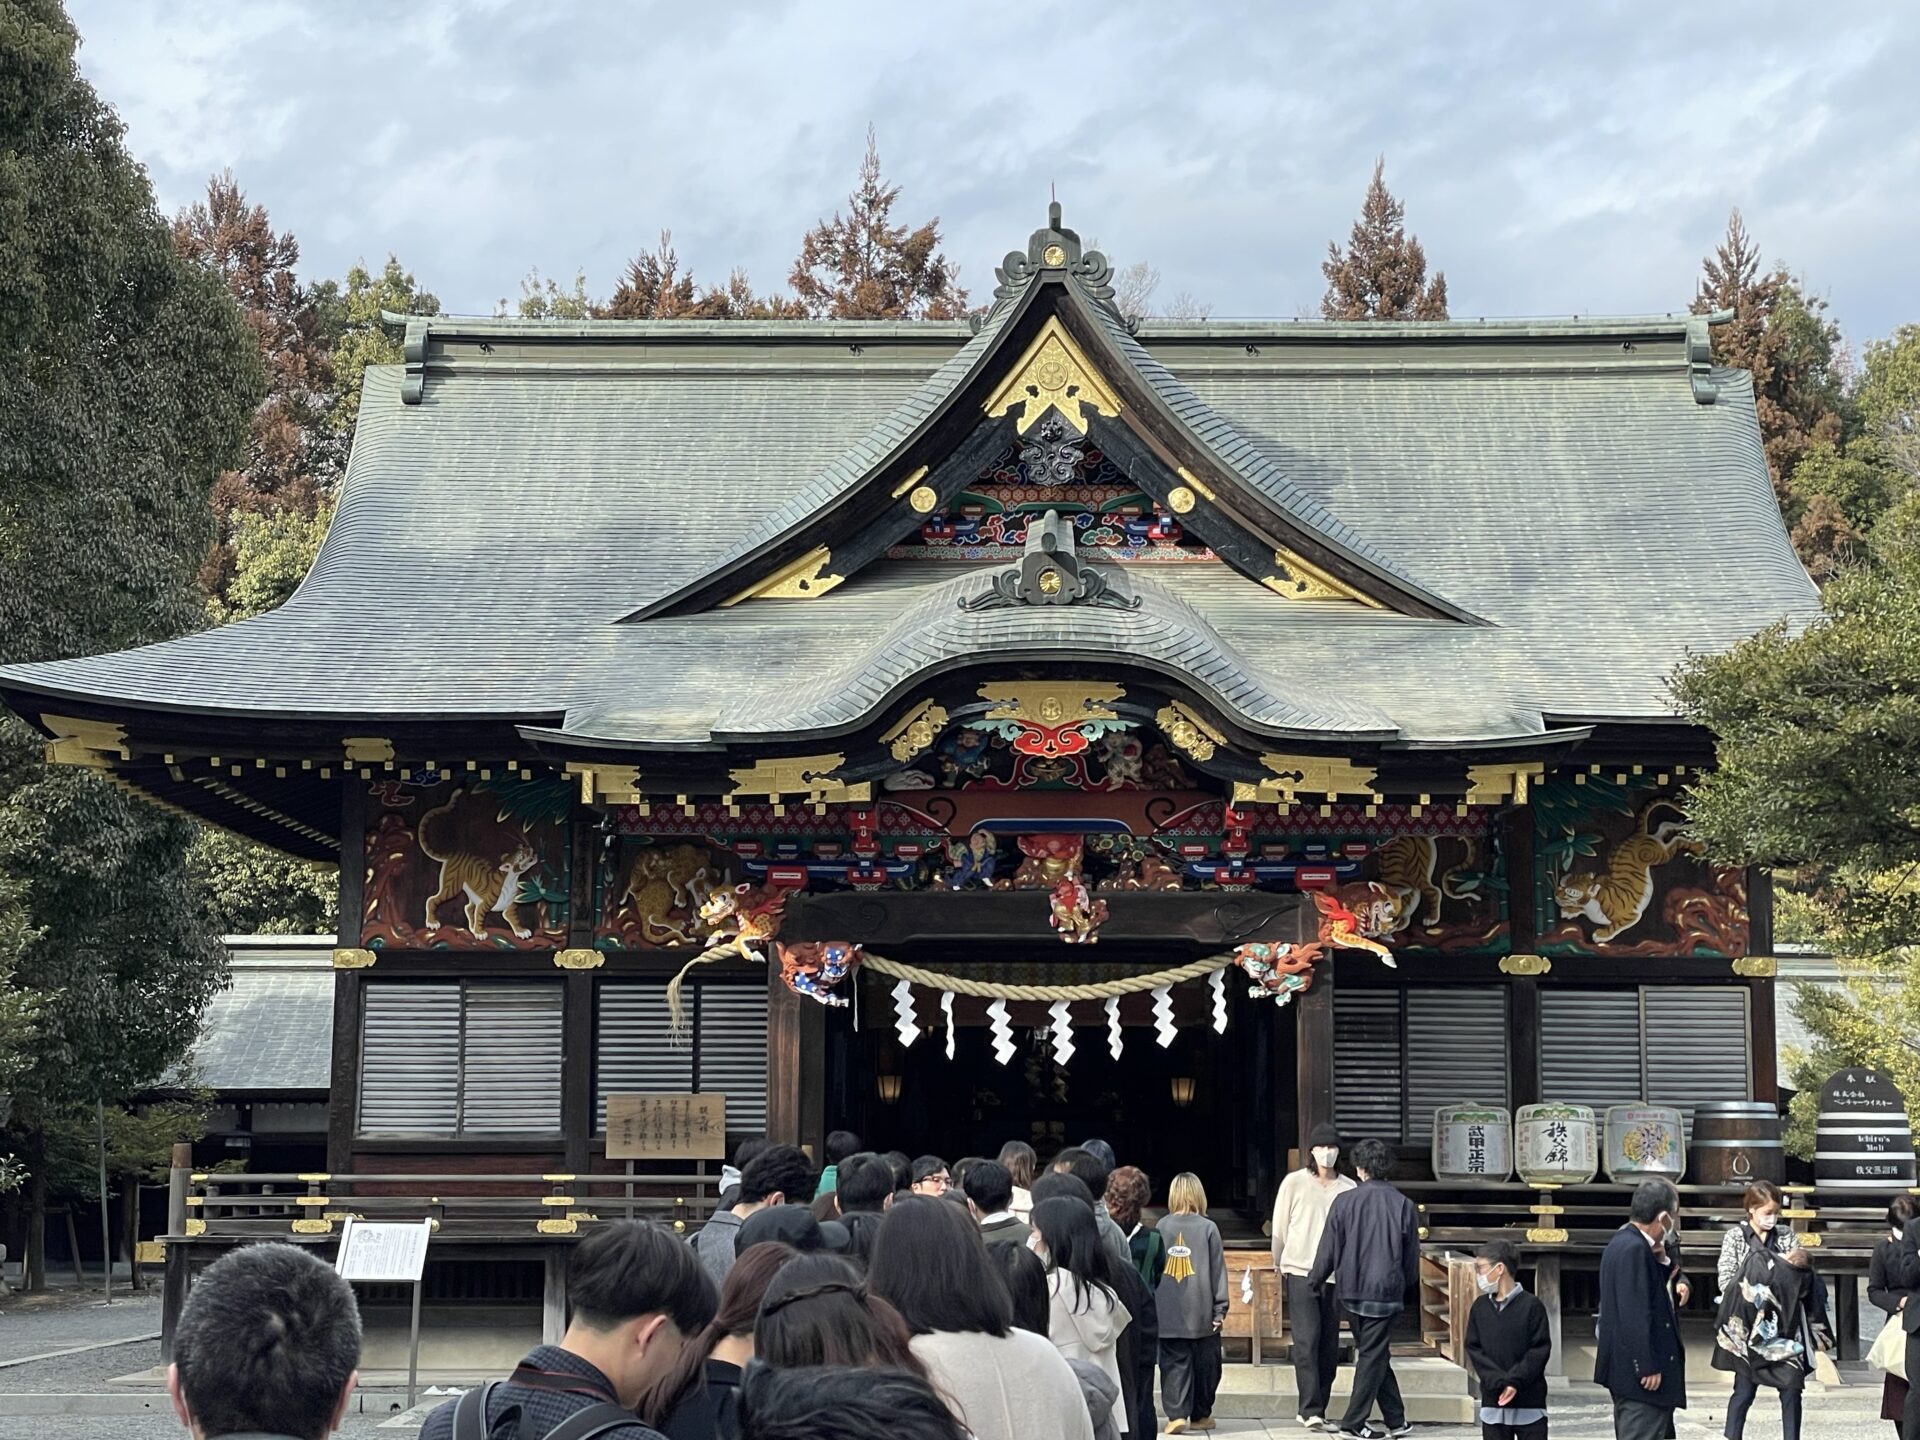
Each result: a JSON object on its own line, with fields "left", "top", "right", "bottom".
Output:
{"left": 1033, "top": 1195, "right": 1134, "bottom": 1434}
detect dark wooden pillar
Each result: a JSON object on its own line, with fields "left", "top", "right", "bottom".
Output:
{"left": 1504, "top": 805, "right": 1543, "bottom": 1108}
{"left": 1296, "top": 962, "right": 1335, "bottom": 1150}
{"left": 562, "top": 972, "right": 594, "bottom": 1172}
{"left": 328, "top": 777, "right": 367, "bottom": 1174}
{"left": 767, "top": 965, "right": 825, "bottom": 1158}
{"left": 1749, "top": 865, "right": 1778, "bottom": 1103}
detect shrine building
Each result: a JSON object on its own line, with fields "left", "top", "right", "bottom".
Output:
{"left": 0, "top": 208, "right": 1817, "bottom": 1292}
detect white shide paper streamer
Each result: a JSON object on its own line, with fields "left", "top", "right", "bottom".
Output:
{"left": 941, "top": 990, "right": 956, "bottom": 1060}
{"left": 892, "top": 979, "right": 919, "bottom": 1047}
{"left": 1106, "top": 996, "right": 1123, "bottom": 1060}
{"left": 1152, "top": 984, "right": 1177, "bottom": 1048}
{"left": 988, "top": 999, "right": 1015, "bottom": 1065}
{"left": 1210, "top": 968, "right": 1228, "bottom": 1035}
{"left": 1049, "top": 999, "right": 1076, "bottom": 1065}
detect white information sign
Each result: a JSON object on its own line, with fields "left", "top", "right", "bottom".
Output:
{"left": 333, "top": 1217, "right": 432, "bottom": 1283}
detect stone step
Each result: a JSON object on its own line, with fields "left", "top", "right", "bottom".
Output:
{"left": 1214, "top": 1357, "right": 1476, "bottom": 1422}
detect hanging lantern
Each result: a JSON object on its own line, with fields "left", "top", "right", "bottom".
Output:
{"left": 1170, "top": 1076, "right": 1197, "bottom": 1109}
{"left": 876, "top": 1074, "right": 903, "bottom": 1105}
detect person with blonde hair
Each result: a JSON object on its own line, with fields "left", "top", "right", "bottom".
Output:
{"left": 1154, "top": 1173, "right": 1226, "bottom": 1433}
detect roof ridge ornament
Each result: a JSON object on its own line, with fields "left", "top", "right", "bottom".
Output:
{"left": 985, "top": 201, "right": 1122, "bottom": 325}
{"left": 959, "top": 508, "right": 1142, "bottom": 613}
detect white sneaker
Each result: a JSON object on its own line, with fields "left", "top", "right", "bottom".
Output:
{"left": 1295, "top": 1418, "right": 1327, "bottom": 1433}
{"left": 1384, "top": 1425, "right": 1414, "bottom": 1439}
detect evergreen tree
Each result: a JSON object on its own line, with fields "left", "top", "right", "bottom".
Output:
{"left": 1691, "top": 213, "right": 1844, "bottom": 521}
{"left": 790, "top": 126, "right": 966, "bottom": 320}
{"left": 310, "top": 254, "right": 438, "bottom": 459}
{"left": 1320, "top": 158, "right": 1448, "bottom": 321}
{"left": 0, "top": 0, "right": 259, "bottom": 1287}
{"left": 600, "top": 230, "right": 701, "bottom": 319}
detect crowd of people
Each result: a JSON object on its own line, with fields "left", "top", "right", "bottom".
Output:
{"left": 160, "top": 1129, "right": 1912, "bottom": 1440}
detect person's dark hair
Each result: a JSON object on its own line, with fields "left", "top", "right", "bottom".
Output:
{"left": 1742, "top": 1180, "right": 1785, "bottom": 1214}
{"left": 1051, "top": 1144, "right": 1111, "bottom": 1198}
{"left": 1350, "top": 1137, "right": 1395, "bottom": 1180}
{"left": 1307, "top": 1122, "right": 1344, "bottom": 1178}
{"left": 739, "top": 1364, "right": 966, "bottom": 1440}
{"left": 1629, "top": 1177, "right": 1680, "bottom": 1225}
{"left": 909, "top": 1155, "right": 948, "bottom": 1185}
{"left": 1029, "top": 1171, "right": 1094, "bottom": 1208}
{"left": 825, "top": 1130, "right": 863, "bottom": 1166}
{"left": 883, "top": 1151, "right": 911, "bottom": 1189}
{"left": 963, "top": 1159, "right": 1014, "bottom": 1216}
{"left": 638, "top": 1242, "right": 794, "bottom": 1428}
{"left": 951, "top": 1156, "right": 985, "bottom": 1187}
{"left": 755, "top": 1254, "right": 925, "bottom": 1376}
{"left": 997, "top": 1140, "right": 1037, "bottom": 1189}
{"left": 742, "top": 1144, "right": 813, "bottom": 1206}
{"left": 569, "top": 1219, "right": 717, "bottom": 1334}
{"left": 1081, "top": 1138, "right": 1117, "bottom": 1173}
{"left": 835, "top": 1153, "right": 894, "bottom": 1214}
{"left": 990, "top": 1239, "right": 1050, "bottom": 1336}
{"left": 734, "top": 1136, "right": 774, "bottom": 1171}
{"left": 1478, "top": 1238, "right": 1521, "bottom": 1276}
{"left": 869, "top": 1195, "right": 1012, "bottom": 1338}
{"left": 1031, "top": 1195, "right": 1119, "bottom": 1315}
{"left": 1888, "top": 1195, "right": 1919, "bottom": 1230}
{"left": 1103, "top": 1165, "right": 1151, "bottom": 1233}
{"left": 171, "top": 1243, "right": 362, "bottom": 1440}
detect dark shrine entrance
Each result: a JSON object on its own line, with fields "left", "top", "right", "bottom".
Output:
{"left": 820, "top": 943, "right": 1295, "bottom": 1222}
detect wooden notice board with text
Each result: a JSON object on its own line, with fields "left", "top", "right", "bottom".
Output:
{"left": 606, "top": 1093, "right": 727, "bottom": 1160}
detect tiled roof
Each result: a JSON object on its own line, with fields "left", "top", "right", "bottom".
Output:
{"left": 0, "top": 305, "right": 1817, "bottom": 749}
{"left": 179, "top": 946, "right": 334, "bottom": 1093}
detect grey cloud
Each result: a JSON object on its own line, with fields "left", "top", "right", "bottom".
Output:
{"left": 66, "top": 0, "right": 1918, "bottom": 340}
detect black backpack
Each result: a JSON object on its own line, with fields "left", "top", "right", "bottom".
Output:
{"left": 451, "top": 1380, "right": 639, "bottom": 1440}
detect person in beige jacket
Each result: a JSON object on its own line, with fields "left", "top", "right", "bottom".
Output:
{"left": 1272, "top": 1123, "right": 1355, "bottom": 1431}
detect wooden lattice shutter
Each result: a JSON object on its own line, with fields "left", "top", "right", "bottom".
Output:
{"left": 595, "top": 980, "right": 693, "bottom": 1130}
{"left": 1405, "top": 986, "right": 1510, "bottom": 1144}
{"left": 1540, "top": 989, "right": 1644, "bottom": 1112}
{"left": 695, "top": 983, "right": 770, "bottom": 1136}
{"left": 359, "top": 983, "right": 460, "bottom": 1136}
{"left": 460, "top": 983, "right": 564, "bottom": 1134}
{"left": 1334, "top": 990, "right": 1405, "bottom": 1142}
{"left": 1646, "top": 986, "right": 1751, "bottom": 1128}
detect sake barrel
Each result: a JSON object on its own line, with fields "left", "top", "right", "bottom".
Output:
{"left": 1515, "top": 1102, "right": 1599, "bottom": 1186}
{"left": 1432, "top": 1103, "right": 1514, "bottom": 1183}
{"left": 1605, "top": 1105, "right": 1687, "bottom": 1184}
{"left": 1815, "top": 1068, "right": 1916, "bottom": 1197}
{"left": 1689, "top": 1101, "right": 1785, "bottom": 1187}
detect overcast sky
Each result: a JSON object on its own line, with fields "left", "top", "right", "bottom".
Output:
{"left": 64, "top": 1, "right": 1920, "bottom": 343}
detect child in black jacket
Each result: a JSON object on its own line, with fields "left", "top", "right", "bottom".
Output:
{"left": 1465, "top": 1240, "right": 1552, "bottom": 1440}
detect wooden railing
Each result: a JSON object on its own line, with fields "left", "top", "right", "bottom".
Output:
{"left": 174, "top": 1167, "right": 727, "bottom": 1240}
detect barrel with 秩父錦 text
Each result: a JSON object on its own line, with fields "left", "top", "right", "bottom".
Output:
{"left": 1690, "top": 1101, "right": 1785, "bottom": 1187}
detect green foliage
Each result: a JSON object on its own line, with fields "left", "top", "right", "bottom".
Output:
{"left": 1856, "top": 325, "right": 1920, "bottom": 486}
{"left": 1782, "top": 956, "right": 1920, "bottom": 1159}
{"left": 41, "top": 1092, "right": 212, "bottom": 1200}
{"left": 790, "top": 126, "right": 967, "bottom": 321}
{"left": 188, "top": 827, "right": 336, "bottom": 936}
{"left": 1320, "top": 157, "right": 1448, "bottom": 321}
{"left": 311, "top": 255, "right": 438, "bottom": 455}
{"left": 599, "top": 231, "right": 802, "bottom": 320}
{"left": 0, "top": 3, "right": 255, "bottom": 1246}
{"left": 505, "top": 266, "right": 595, "bottom": 320}
{"left": 205, "top": 500, "right": 332, "bottom": 625}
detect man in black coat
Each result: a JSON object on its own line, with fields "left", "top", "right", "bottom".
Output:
{"left": 1465, "top": 1239, "right": 1550, "bottom": 1440}
{"left": 1594, "top": 1178, "right": 1687, "bottom": 1440}
{"left": 1307, "top": 1137, "right": 1419, "bottom": 1439}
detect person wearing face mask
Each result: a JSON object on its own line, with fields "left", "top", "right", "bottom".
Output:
{"left": 1713, "top": 1180, "right": 1820, "bottom": 1440}
{"left": 1272, "top": 1124, "right": 1355, "bottom": 1433}
{"left": 1595, "top": 1178, "right": 1687, "bottom": 1440}
{"left": 1464, "top": 1241, "right": 1550, "bottom": 1440}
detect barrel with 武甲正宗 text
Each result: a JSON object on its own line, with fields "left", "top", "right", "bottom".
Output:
{"left": 1689, "top": 1101, "right": 1785, "bottom": 1187}
{"left": 1816, "top": 1069, "right": 1917, "bottom": 1197}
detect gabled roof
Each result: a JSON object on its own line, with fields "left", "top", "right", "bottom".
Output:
{"left": 0, "top": 206, "right": 1821, "bottom": 854}
{"left": 631, "top": 207, "right": 1475, "bottom": 623}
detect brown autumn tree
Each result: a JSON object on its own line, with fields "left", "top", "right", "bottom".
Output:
{"left": 790, "top": 126, "right": 967, "bottom": 320}
{"left": 1320, "top": 157, "right": 1449, "bottom": 320}
{"left": 1691, "top": 209, "right": 1842, "bottom": 521}
{"left": 173, "top": 171, "right": 332, "bottom": 595}
{"left": 600, "top": 231, "right": 804, "bottom": 320}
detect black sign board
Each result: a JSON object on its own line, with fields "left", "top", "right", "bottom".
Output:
{"left": 1815, "top": 1068, "right": 1917, "bottom": 1193}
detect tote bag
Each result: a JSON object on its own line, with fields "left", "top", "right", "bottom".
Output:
{"left": 1868, "top": 1317, "right": 1907, "bottom": 1380}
